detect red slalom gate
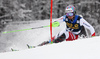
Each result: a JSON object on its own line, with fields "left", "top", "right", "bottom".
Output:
{"left": 50, "top": 0, "right": 53, "bottom": 44}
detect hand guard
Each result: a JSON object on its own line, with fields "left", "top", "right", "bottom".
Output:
{"left": 52, "top": 21, "right": 60, "bottom": 27}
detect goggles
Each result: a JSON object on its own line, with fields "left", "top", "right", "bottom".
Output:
{"left": 66, "top": 13, "right": 74, "bottom": 16}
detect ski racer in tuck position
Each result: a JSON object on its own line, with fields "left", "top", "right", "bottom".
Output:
{"left": 38, "top": 5, "right": 95, "bottom": 46}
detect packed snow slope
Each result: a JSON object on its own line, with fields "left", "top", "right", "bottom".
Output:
{"left": 0, "top": 36, "right": 100, "bottom": 59}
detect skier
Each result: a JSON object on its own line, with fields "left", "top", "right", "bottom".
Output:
{"left": 38, "top": 5, "right": 95, "bottom": 46}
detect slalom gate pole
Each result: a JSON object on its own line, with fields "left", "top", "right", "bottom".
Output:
{"left": 50, "top": 0, "right": 53, "bottom": 44}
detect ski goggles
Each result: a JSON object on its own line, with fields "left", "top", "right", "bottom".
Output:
{"left": 66, "top": 13, "right": 74, "bottom": 16}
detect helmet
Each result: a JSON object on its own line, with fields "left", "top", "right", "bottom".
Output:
{"left": 65, "top": 5, "right": 76, "bottom": 16}
{"left": 65, "top": 5, "right": 75, "bottom": 13}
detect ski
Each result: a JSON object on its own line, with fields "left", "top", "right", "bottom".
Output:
{"left": 11, "top": 41, "right": 51, "bottom": 51}
{"left": 11, "top": 48, "right": 19, "bottom": 51}
{"left": 27, "top": 44, "right": 35, "bottom": 49}
{"left": 27, "top": 41, "right": 51, "bottom": 49}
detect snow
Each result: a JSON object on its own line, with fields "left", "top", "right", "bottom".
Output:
{"left": 0, "top": 36, "right": 100, "bottom": 59}
{"left": 0, "top": 19, "right": 100, "bottom": 59}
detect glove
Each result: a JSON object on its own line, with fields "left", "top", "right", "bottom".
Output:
{"left": 52, "top": 21, "right": 60, "bottom": 27}
{"left": 92, "top": 32, "right": 95, "bottom": 37}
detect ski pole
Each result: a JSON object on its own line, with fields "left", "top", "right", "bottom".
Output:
{"left": 2, "top": 21, "right": 60, "bottom": 34}
{"left": 2, "top": 25, "right": 50, "bottom": 34}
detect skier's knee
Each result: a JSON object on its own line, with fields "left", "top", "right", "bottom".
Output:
{"left": 53, "top": 33, "right": 66, "bottom": 43}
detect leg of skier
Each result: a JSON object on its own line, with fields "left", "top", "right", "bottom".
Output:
{"left": 65, "top": 32, "right": 78, "bottom": 41}
{"left": 52, "top": 29, "right": 79, "bottom": 43}
{"left": 53, "top": 29, "right": 69, "bottom": 43}
{"left": 38, "top": 29, "right": 78, "bottom": 46}
{"left": 38, "top": 29, "right": 67, "bottom": 46}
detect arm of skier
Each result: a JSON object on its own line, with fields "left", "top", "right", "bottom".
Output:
{"left": 52, "top": 16, "right": 65, "bottom": 27}
{"left": 55, "top": 16, "right": 65, "bottom": 23}
{"left": 80, "top": 18, "right": 95, "bottom": 37}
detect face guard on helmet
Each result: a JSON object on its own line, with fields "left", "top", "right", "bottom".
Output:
{"left": 65, "top": 5, "right": 76, "bottom": 16}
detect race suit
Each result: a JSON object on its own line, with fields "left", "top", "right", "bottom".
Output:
{"left": 53, "top": 15, "right": 95, "bottom": 42}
